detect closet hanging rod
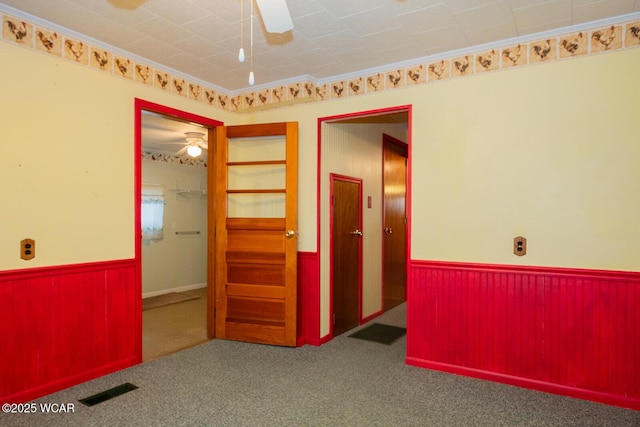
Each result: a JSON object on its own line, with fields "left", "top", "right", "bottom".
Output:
{"left": 175, "top": 231, "right": 200, "bottom": 235}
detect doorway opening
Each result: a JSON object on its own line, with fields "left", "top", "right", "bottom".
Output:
{"left": 319, "top": 106, "right": 411, "bottom": 341}
{"left": 134, "top": 99, "right": 222, "bottom": 361}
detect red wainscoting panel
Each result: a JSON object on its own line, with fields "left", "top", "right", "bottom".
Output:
{"left": 297, "top": 252, "right": 320, "bottom": 346}
{"left": 407, "top": 260, "right": 640, "bottom": 410}
{"left": 0, "top": 260, "right": 139, "bottom": 404}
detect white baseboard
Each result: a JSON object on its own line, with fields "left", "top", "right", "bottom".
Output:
{"left": 142, "top": 282, "right": 207, "bottom": 299}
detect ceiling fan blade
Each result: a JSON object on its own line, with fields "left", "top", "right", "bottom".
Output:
{"left": 255, "top": 0, "right": 293, "bottom": 34}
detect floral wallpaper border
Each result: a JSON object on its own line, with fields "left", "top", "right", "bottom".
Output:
{"left": 142, "top": 151, "right": 207, "bottom": 168}
{"left": 2, "top": 10, "right": 639, "bottom": 114}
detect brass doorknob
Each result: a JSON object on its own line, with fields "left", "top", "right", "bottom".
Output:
{"left": 285, "top": 230, "right": 296, "bottom": 238}
{"left": 384, "top": 227, "right": 393, "bottom": 234}
{"left": 350, "top": 229, "right": 363, "bottom": 236}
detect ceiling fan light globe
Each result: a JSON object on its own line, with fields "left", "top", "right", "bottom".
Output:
{"left": 187, "top": 145, "right": 202, "bottom": 157}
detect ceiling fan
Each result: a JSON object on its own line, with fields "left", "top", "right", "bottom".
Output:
{"left": 153, "top": 132, "right": 208, "bottom": 157}
{"left": 255, "top": 0, "right": 293, "bottom": 33}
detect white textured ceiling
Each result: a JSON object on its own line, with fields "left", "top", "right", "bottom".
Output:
{"left": 2, "top": 0, "right": 639, "bottom": 92}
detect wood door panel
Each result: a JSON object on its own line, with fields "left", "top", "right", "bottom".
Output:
{"left": 383, "top": 136, "right": 408, "bottom": 310}
{"left": 227, "top": 231, "right": 285, "bottom": 252}
{"left": 226, "top": 251, "right": 285, "bottom": 264}
{"left": 215, "top": 122, "right": 298, "bottom": 347}
{"left": 332, "top": 177, "right": 362, "bottom": 336}
{"left": 227, "top": 264, "right": 285, "bottom": 285}
{"left": 227, "top": 297, "right": 285, "bottom": 324}
{"left": 227, "top": 217, "right": 286, "bottom": 230}
{"left": 226, "top": 284, "right": 285, "bottom": 298}
{"left": 225, "top": 322, "right": 286, "bottom": 343}
{"left": 226, "top": 122, "right": 288, "bottom": 138}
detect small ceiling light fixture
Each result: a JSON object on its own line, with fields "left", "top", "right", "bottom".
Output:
{"left": 184, "top": 132, "right": 205, "bottom": 157}
{"left": 187, "top": 144, "right": 202, "bottom": 157}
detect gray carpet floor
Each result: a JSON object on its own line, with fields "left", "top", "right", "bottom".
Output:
{"left": 4, "top": 303, "right": 639, "bottom": 426}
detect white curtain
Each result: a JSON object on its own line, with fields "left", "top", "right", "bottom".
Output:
{"left": 142, "top": 184, "right": 165, "bottom": 241}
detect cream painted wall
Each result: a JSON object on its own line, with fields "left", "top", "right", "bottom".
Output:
{"left": 141, "top": 158, "right": 207, "bottom": 296}
{"left": 409, "top": 49, "right": 640, "bottom": 271}
{"left": 0, "top": 41, "right": 234, "bottom": 270}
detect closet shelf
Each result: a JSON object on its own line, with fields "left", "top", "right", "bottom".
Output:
{"left": 169, "top": 188, "right": 207, "bottom": 197}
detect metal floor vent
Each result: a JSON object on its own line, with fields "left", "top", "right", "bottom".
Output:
{"left": 79, "top": 382, "right": 138, "bottom": 407}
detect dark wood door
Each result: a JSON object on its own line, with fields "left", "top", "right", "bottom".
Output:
{"left": 383, "top": 135, "right": 408, "bottom": 311}
{"left": 213, "top": 122, "right": 298, "bottom": 346}
{"left": 331, "top": 175, "right": 362, "bottom": 336}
